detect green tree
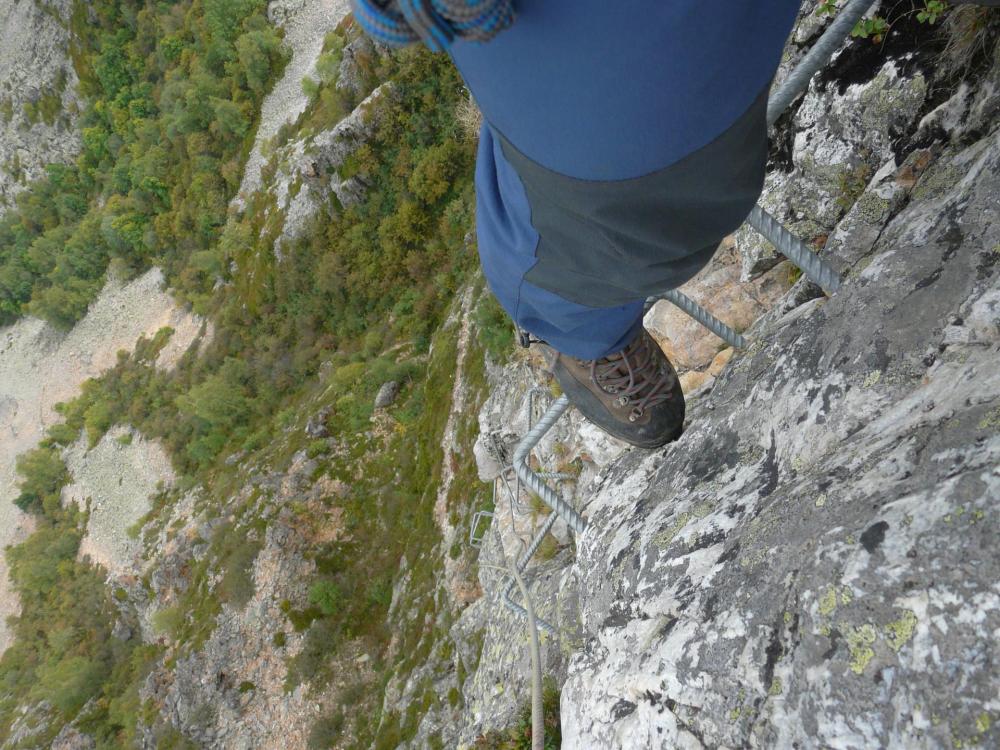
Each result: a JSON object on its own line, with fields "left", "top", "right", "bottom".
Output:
{"left": 175, "top": 357, "right": 253, "bottom": 465}
{"left": 211, "top": 97, "right": 249, "bottom": 138}
{"left": 34, "top": 656, "right": 106, "bottom": 717}
{"left": 14, "top": 447, "right": 68, "bottom": 513}
{"left": 234, "top": 26, "right": 286, "bottom": 97}
{"left": 408, "top": 141, "right": 463, "bottom": 205}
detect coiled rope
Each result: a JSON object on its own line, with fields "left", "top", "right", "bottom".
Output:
{"left": 350, "top": 0, "right": 516, "bottom": 51}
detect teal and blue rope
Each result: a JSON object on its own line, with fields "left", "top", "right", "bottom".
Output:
{"left": 351, "top": 0, "right": 515, "bottom": 52}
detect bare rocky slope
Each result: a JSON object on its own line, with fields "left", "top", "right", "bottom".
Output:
{"left": 0, "top": 267, "right": 209, "bottom": 657}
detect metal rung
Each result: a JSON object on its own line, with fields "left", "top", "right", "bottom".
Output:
{"left": 647, "top": 289, "right": 748, "bottom": 350}
{"left": 747, "top": 204, "right": 842, "bottom": 293}
{"left": 469, "top": 510, "right": 494, "bottom": 548}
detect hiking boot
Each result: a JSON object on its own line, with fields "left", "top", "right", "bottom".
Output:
{"left": 551, "top": 327, "right": 685, "bottom": 448}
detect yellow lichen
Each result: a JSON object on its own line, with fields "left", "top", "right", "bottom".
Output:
{"left": 846, "top": 624, "right": 877, "bottom": 674}
{"left": 862, "top": 369, "right": 882, "bottom": 388}
{"left": 818, "top": 588, "right": 838, "bottom": 616}
{"left": 769, "top": 677, "right": 783, "bottom": 696}
{"left": 978, "top": 407, "right": 1000, "bottom": 430}
{"left": 884, "top": 610, "right": 918, "bottom": 652}
{"left": 855, "top": 192, "right": 890, "bottom": 223}
{"left": 653, "top": 502, "right": 714, "bottom": 549}
{"left": 815, "top": 494, "right": 827, "bottom": 508}
{"left": 976, "top": 713, "right": 991, "bottom": 733}
{"left": 739, "top": 549, "right": 767, "bottom": 569}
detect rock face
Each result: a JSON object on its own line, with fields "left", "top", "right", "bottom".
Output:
{"left": 736, "top": 4, "right": 957, "bottom": 282}
{"left": 374, "top": 380, "right": 400, "bottom": 409}
{"left": 137, "top": 448, "right": 349, "bottom": 750}
{"left": 644, "top": 239, "right": 793, "bottom": 376}
{"left": 0, "top": 0, "right": 82, "bottom": 215}
{"left": 266, "top": 82, "right": 390, "bottom": 258}
{"left": 232, "top": 0, "right": 352, "bottom": 210}
{"left": 559, "top": 117, "right": 1000, "bottom": 749}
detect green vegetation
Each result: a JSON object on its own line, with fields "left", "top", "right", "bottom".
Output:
{"left": 852, "top": 15, "right": 891, "bottom": 42}
{"left": 817, "top": 0, "right": 839, "bottom": 16}
{"left": 474, "top": 678, "right": 562, "bottom": 749}
{"left": 835, "top": 162, "right": 872, "bottom": 211}
{"left": 2, "top": 7, "right": 512, "bottom": 748}
{"left": 19, "top": 70, "right": 67, "bottom": 127}
{"left": 474, "top": 286, "right": 515, "bottom": 364}
{"left": 917, "top": 1, "right": 947, "bottom": 24}
{"left": 0, "top": 0, "right": 287, "bottom": 328}
{"left": 846, "top": 1, "right": 953, "bottom": 43}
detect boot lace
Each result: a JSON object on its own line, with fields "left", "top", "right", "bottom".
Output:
{"left": 580, "top": 333, "right": 673, "bottom": 422}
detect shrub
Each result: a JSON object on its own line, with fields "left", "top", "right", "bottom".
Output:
{"left": 473, "top": 289, "right": 514, "bottom": 363}
{"left": 152, "top": 605, "right": 186, "bottom": 639}
{"left": 475, "top": 678, "right": 562, "bottom": 749}
{"left": 14, "top": 446, "right": 68, "bottom": 514}
{"left": 308, "top": 710, "right": 346, "bottom": 749}
{"left": 307, "top": 579, "right": 342, "bottom": 616}
{"left": 34, "top": 655, "right": 106, "bottom": 717}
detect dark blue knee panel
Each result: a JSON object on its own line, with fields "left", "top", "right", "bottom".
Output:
{"left": 451, "top": 0, "right": 801, "bottom": 356}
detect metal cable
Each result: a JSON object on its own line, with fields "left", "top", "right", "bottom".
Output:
{"left": 747, "top": 204, "right": 841, "bottom": 293}
{"left": 766, "top": 0, "right": 878, "bottom": 126}
{"left": 481, "top": 388, "right": 560, "bottom": 632}
{"left": 504, "top": 549, "right": 545, "bottom": 750}
{"left": 485, "top": 522, "right": 546, "bottom": 749}
{"left": 501, "top": 511, "right": 558, "bottom": 634}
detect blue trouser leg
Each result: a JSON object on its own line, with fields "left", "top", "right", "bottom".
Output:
{"left": 474, "top": 125, "right": 645, "bottom": 360}
{"left": 456, "top": 0, "right": 802, "bottom": 359}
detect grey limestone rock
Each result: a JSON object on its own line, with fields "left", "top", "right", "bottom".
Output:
{"left": 0, "top": 0, "right": 82, "bottom": 216}
{"left": 559, "top": 127, "right": 1000, "bottom": 749}
{"left": 374, "top": 380, "right": 400, "bottom": 409}
{"left": 336, "top": 34, "right": 377, "bottom": 100}
{"left": 268, "top": 83, "right": 392, "bottom": 259}
{"left": 305, "top": 405, "right": 332, "bottom": 437}
{"left": 50, "top": 723, "right": 96, "bottom": 750}
{"left": 739, "top": 21, "right": 939, "bottom": 281}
